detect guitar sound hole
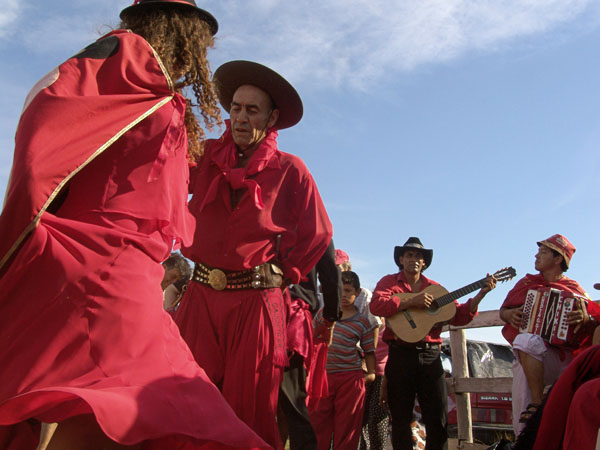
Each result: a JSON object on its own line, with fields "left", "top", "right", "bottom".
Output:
{"left": 428, "top": 303, "right": 439, "bottom": 313}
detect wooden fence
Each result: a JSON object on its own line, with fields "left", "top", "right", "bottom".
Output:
{"left": 442, "top": 310, "right": 512, "bottom": 450}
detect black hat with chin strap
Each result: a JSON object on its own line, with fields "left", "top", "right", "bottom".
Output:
{"left": 120, "top": 0, "right": 218, "bottom": 36}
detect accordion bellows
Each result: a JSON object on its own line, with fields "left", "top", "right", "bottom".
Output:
{"left": 519, "top": 287, "right": 583, "bottom": 347}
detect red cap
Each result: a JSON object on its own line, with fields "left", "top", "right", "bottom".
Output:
{"left": 537, "top": 234, "right": 575, "bottom": 268}
{"left": 335, "top": 249, "right": 350, "bottom": 266}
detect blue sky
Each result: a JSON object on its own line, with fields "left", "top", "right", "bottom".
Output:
{"left": 2, "top": 1, "right": 600, "bottom": 343}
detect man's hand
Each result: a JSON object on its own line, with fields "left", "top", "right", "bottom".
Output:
{"left": 481, "top": 274, "right": 497, "bottom": 294}
{"left": 365, "top": 372, "right": 376, "bottom": 384}
{"left": 501, "top": 306, "right": 523, "bottom": 329}
{"left": 314, "top": 321, "right": 335, "bottom": 345}
{"left": 410, "top": 292, "right": 435, "bottom": 309}
{"left": 566, "top": 297, "right": 589, "bottom": 333}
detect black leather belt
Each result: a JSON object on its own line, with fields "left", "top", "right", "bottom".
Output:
{"left": 192, "top": 261, "right": 283, "bottom": 291}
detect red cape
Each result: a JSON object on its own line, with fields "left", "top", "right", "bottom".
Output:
{"left": 0, "top": 29, "right": 175, "bottom": 271}
{"left": 533, "top": 345, "right": 600, "bottom": 450}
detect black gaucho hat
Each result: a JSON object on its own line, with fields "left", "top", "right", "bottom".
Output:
{"left": 120, "top": 0, "right": 218, "bottom": 36}
{"left": 394, "top": 237, "right": 433, "bottom": 270}
{"left": 213, "top": 60, "right": 303, "bottom": 130}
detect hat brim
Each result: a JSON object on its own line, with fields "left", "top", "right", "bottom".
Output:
{"left": 213, "top": 60, "right": 303, "bottom": 130}
{"left": 394, "top": 246, "right": 433, "bottom": 270}
{"left": 120, "top": 1, "right": 218, "bottom": 36}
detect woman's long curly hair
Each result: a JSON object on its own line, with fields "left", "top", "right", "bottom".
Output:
{"left": 120, "top": 7, "right": 222, "bottom": 161}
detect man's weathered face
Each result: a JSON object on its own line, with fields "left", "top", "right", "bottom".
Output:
{"left": 399, "top": 250, "right": 426, "bottom": 275}
{"left": 535, "top": 244, "right": 562, "bottom": 273}
{"left": 230, "top": 84, "right": 279, "bottom": 150}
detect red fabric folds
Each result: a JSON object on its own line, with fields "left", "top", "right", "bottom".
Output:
{"left": 0, "top": 29, "right": 177, "bottom": 270}
{"left": 286, "top": 299, "right": 314, "bottom": 365}
{"left": 306, "top": 342, "right": 331, "bottom": 411}
{"left": 0, "top": 29, "right": 268, "bottom": 449}
{"left": 533, "top": 345, "right": 600, "bottom": 450}
{"left": 183, "top": 123, "right": 332, "bottom": 285}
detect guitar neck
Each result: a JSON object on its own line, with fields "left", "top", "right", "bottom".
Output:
{"left": 435, "top": 278, "right": 486, "bottom": 307}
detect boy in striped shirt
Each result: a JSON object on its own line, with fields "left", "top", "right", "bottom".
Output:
{"left": 310, "top": 270, "right": 377, "bottom": 450}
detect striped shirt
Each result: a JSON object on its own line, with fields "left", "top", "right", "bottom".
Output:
{"left": 314, "top": 309, "right": 376, "bottom": 373}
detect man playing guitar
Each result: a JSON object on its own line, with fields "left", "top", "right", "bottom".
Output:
{"left": 370, "top": 237, "right": 496, "bottom": 450}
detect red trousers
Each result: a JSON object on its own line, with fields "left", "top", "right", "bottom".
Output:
{"left": 175, "top": 282, "right": 287, "bottom": 449}
{"left": 309, "top": 370, "right": 366, "bottom": 450}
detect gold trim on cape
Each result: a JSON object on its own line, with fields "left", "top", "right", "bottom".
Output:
{"left": 0, "top": 95, "right": 174, "bottom": 271}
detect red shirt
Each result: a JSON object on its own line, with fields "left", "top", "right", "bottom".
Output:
{"left": 500, "top": 273, "right": 592, "bottom": 346}
{"left": 183, "top": 123, "right": 332, "bottom": 284}
{"left": 370, "top": 272, "right": 477, "bottom": 344}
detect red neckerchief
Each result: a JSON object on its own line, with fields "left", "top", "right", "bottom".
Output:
{"left": 198, "top": 120, "right": 281, "bottom": 212}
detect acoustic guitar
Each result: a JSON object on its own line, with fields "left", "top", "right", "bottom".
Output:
{"left": 386, "top": 267, "right": 516, "bottom": 343}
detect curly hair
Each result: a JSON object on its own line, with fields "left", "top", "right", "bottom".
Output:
{"left": 163, "top": 252, "right": 192, "bottom": 280}
{"left": 120, "top": 7, "right": 222, "bottom": 161}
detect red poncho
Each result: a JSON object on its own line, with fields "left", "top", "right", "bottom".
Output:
{"left": 500, "top": 273, "right": 598, "bottom": 348}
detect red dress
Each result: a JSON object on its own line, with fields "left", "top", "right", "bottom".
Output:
{"left": 0, "top": 30, "right": 267, "bottom": 450}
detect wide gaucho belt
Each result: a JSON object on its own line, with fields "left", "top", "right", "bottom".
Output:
{"left": 192, "top": 261, "right": 284, "bottom": 291}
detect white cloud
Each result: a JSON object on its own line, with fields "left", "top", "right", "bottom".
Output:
{"left": 0, "top": 0, "right": 20, "bottom": 38}
{"left": 205, "top": 0, "right": 599, "bottom": 90}
{"left": 0, "top": 1, "right": 130, "bottom": 56}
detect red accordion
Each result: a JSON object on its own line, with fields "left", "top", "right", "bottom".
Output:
{"left": 519, "top": 287, "right": 584, "bottom": 347}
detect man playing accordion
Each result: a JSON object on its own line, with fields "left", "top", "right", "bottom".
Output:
{"left": 499, "top": 234, "right": 600, "bottom": 435}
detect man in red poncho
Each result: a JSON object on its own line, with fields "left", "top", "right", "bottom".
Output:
{"left": 174, "top": 60, "right": 333, "bottom": 450}
{"left": 499, "top": 234, "right": 600, "bottom": 435}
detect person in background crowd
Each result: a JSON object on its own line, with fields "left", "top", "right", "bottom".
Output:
{"left": 161, "top": 252, "right": 192, "bottom": 290}
{"left": 278, "top": 240, "right": 342, "bottom": 450}
{"left": 335, "top": 249, "right": 352, "bottom": 272}
{"left": 0, "top": 1, "right": 268, "bottom": 449}
{"left": 336, "top": 249, "right": 381, "bottom": 336}
{"left": 310, "top": 270, "right": 376, "bottom": 450}
{"left": 334, "top": 249, "right": 389, "bottom": 450}
{"left": 360, "top": 320, "right": 390, "bottom": 450}
{"left": 174, "top": 60, "right": 332, "bottom": 449}
{"left": 499, "top": 234, "right": 600, "bottom": 435}
{"left": 370, "top": 237, "right": 495, "bottom": 450}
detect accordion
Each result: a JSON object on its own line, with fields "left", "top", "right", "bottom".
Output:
{"left": 519, "top": 287, "right": 584, "bottom": 347}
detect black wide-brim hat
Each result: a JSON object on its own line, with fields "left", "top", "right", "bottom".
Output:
{"left": 213, "top": 60, "right": 303, "bottom": 130}
{"left": 394, "top": 237, "right": 433, "bottom": 270}
{"left": 120, "top": 0, "right": 218, "bottom": 36}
